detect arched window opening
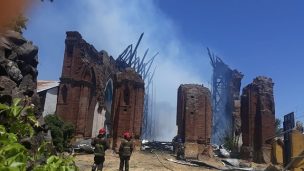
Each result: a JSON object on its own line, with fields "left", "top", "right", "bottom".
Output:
{"left": 61, "top": 85, "right": 68, "bottom": 103}
{"left": 123, "top": 86, "right": 130, "bottom": 105}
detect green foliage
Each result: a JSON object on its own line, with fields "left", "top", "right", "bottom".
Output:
{"left": 45, "top": 114, "right": 64, "bottom": 128}
{"left": 0, "top": 125, "right": 28, "bottom": 170}
{"left": 275, "top": 118, "right": 281, "bottom": 134}
{"left": 51, "top": 126, "right": 64, "bottom": 151}
{"left": 33, "top": 155, "right": 78, "bottom": 171}
{"left": 0, "top": 98, "right": 38, "bottom": 138}
{"left": 0, "top": 98, "right": 78, "bottom": 170}
{"left": 223, "top": 134, "right": 234, "bottom": 151}
{"left": 63, "top": 123, "right": 75, "bottom": 147}
{"left": 44, "top": 114, "right": 75, "bottom": 152}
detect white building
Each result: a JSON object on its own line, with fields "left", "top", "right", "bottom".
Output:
{"left": 37, "top": 80, "right": 59, "bottom": 117}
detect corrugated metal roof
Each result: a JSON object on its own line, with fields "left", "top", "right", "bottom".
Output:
{"left": 37, "top": 80, "right": 59, "bottom": 93}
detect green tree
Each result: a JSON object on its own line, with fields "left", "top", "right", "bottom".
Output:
{"left": 44, "top": 114, "right": 75, "bottom": 152}
{"left": 63, "top": 123, "right": 75, "bottom": 147}
{"left": 275, "top": 118, "right": 282, "bottom": 134}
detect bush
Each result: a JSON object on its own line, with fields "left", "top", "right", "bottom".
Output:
{"left": 63, "top": 123, "right": 75, "bottom": 147}
{"left": 50, "top": 126, "right": 64, "bottom": 151}
{"left": 44, "top": 114, "right": 64, "bottom": 127}
{"left": 44, "top": 114, "right": 75, "bottom": 152}
{"left": 0, "top": 98, "right": 78, "bottom": 170}
{"left": 223, "top": 134, "right": 234, "bottom": 151}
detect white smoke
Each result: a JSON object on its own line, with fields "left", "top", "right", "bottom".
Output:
{"left": 25, "top": 0, "right": 211, "bottom": 141}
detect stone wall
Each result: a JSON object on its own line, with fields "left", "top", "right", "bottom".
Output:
{"left": 176, "top": 84, "right": 212, "bottom": 158}
{"left": 111, "top": 68, "right": 144, "bottom": 149}
{"left": 0, "top": 30, "right": 52, "bottom": 156}
{"left": 241, "top": 76, "right": 275, "bottom": 163}
{"left": 0, "top": 30, "right": 40, "bottom": 112}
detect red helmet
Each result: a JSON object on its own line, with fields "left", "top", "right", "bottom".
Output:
{"left": 99, "top": 128, "right": 106, "bottom": 135}
{"left": 123, "top": 131, "right": 131, "bottom": 140}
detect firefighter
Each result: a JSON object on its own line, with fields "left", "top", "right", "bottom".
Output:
{"left": 91, "top": 128, "right": 109, "bottom": 171}
{"left": 119, "top": 131, "right": 134, "bottom": 171}
{"left": 176, "top": 137, "right": 185, "bottom": 160}
{"left": 172, "top": 135, "right": 181, "bottom": 154}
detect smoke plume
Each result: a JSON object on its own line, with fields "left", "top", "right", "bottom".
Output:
{"left": 24, "top": 0, "right": 211, "bottom": 141}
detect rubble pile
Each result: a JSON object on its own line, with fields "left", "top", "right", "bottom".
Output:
{"left": 141, "top": 140, "right": 173, "bottom": 152}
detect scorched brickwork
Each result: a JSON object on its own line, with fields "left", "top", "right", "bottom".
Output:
{"left": 241, "top": 76, "right": 275, "bottom": 163}
{"left": 111, "top": 68, "right": 145, "bottom": 149}
{"left": 176, "top": 84, "right": 212, "bottom": 158}
{"left": 56, "top": 31, "right": 144, "bottom": 143}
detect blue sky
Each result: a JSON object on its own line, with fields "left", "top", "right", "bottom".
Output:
{"left": 24, "top": 0, "right": 304, "bottom": 139}
{"left": 155, "top": 0, "right": 304, "bottom": 118}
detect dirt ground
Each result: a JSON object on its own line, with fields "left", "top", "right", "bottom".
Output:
{"left": 75, "top": 150, "right": 220, "bottom": 171}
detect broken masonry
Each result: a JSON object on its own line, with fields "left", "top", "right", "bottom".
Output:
{"left": 56, "top": 31, "right": 145, "bottom": 149}
{"left": 176, "top": 84, "right": 213, "bottom": 158}
{"left": 240, "top": 76, "right": 275, "bottom": 163}
{"left": 208, "top": 49, "right": 243, "bottom": 147}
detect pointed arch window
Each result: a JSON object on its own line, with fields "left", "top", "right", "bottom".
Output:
{"left": 123, "top": 86, "right": 130, "bottom": 105}
{"left": 61, "top": 85, "right": 68, "bottom": 103}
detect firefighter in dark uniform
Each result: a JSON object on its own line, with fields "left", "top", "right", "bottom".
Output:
{"left": 176, "top": 137, "right": 185, "bottom": 160}
{"left": 172, "top": 135, "right": 181, "bottom": 154}
{"left": 91, "top": 128, "right": 109, "bottom": 171}
{"left": 119, "top": 131, "right": 133, "bottom": 171}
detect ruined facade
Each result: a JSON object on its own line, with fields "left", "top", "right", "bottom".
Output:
{"left": 56, "top": 31, "right": 145, "bottom": 145}
{"left": 209, "top": 52, "right": 243, "bottom": 145}
{"left": 241, "top": 76, "right": 275, "bottom": 163}
{"left": 176, "top": 84, "right": 212, "bottom": 158}
{"left": 56, "top": 31, "right": 116, "bottom": 138}
{"left": 112, "top": 68, "right": 145, "bottom": 149}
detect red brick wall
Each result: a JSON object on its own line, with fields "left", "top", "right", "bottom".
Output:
{"left": 56, "top": 31, "right": 117, "bottom": 138}
{"left": 56, "top": 31, "right": 145, "bottom": 143}
{"left": 111, "top": 68, "right": 144, "bottom": 149}
{"left": 177, "top": 84, "right": 212, "bottom": 144}
{"left": 241, "top": 76, "right": 275, "bottom": 163}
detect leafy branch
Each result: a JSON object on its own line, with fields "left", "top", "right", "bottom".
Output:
{"left": 0, "top": 98, "right": 78, "bottom": 171}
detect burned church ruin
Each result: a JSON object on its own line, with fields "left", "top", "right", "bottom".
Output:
{"left": 55, "top": 31, "right": 157, "bottom": 149}
{"left": 176, "top": 84, "right": 212, "bottom": 158}
{"left": 240, "top": 76, "right": 275, "bottom": 163}
{"left": 56, "top": 31, "right": 117, "bottom": 138}
{"left": 208, "top": 49, "right": 243, "bottom": 146}
{"left": 56, "top": 31, "right": 152, "bottom": 148}
{"left": 111, "top": 68, "right": 145, "bottom": 149}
